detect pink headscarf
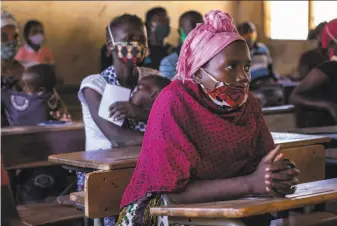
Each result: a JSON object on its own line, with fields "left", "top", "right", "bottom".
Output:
{"left": 174, "top": 10, "right": 244, "bottom": 81}
{"left": 321, "top": 18, "right": 337, "bottom": 49}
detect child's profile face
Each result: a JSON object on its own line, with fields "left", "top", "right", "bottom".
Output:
{"left": 131, "top": 78, "right": 160, "bottom": 108}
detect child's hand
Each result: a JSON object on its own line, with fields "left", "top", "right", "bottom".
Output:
{"left": 109, "top": 101, "right": 136, "bottom": 121}
{"left": 109, "top": 101, "right": 149, "bottom": 122}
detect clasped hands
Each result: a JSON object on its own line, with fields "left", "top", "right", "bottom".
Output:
{"left": 250, "top": 145, "right": 300, "bottom": 197}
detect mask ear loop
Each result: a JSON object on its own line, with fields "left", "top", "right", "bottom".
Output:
{"left": 326, "top": 25, "right": 337, "bottom": 44}
{"left": 108, "top": 25, "right": 116, "bottom": 50}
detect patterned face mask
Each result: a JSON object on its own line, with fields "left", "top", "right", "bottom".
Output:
{"left": 200, "top": 68, "right": 249, "bottom": 108}
{"left": 1, "top": 40, "right": 19, "bottom": 60}
{"left": 108, "top": 25, "right": 147, "bottom": 67}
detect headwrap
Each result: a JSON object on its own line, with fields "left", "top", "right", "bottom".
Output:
{"left": 321, "top": 18, "right": 337, "bottom": 49}
{"left": 1, "top": 10, "right": 17, "bottom": 28}
{"left": 175, "top": 10, "right": 244, "bottom": 81}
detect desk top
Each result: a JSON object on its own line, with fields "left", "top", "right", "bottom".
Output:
{"left": 262, "top": 105, "right": 295, "bottom": 115}
{"left": 272, "top": 132, "right": 330, "bottom": 149}
{"left": 48, "top": 146, "right": 141, "bottom": 170}
{"left": 48, "top": 133, "right": 329, "bottom": 170}
{"left": 1, "top": 122, "right": 84, "bottom": 136}
{"left": 289, "top": 126, "right": 337, "bottom": 135}
{"left": 150, "top": 178, "right": 337, "bottom": 219}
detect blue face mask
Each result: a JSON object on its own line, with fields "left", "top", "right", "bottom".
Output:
{"left": 1, "top": 41, "right": 19, "bottom": 60}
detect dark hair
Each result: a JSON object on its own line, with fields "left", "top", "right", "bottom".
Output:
{"left": 179, "top": 11, "right": 203, "bottom": 27}
{"left": 26, "top": 64, "right": 56, "bottom": 92}
{"left": 143, "top": 75, "right": 171, "bottom": 90}
{"left": 108, "top": 14, "right": 144, "bottom": 37}
{"left": 23, "top": 20, "right": 43, "bottom": 46}
{"left": 145, "top": 7, "right": 167, "bottom": 27}
{"left": 307, "top": 21, "right": 327, "bottom": 40}
{"left": 237, "top": 21, "right": 256, "bottom": 35}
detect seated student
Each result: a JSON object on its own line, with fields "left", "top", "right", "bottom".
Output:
{"left": 291, "top": 18, "right": 337, "bottom": 127}
{"left": 159, "top": 11, "right": 203, "bottom": 79}
{"left": 2, "top": 64, "right": 61, "bottom": 126}
{"left": 237, "top": 21, "right": 276, "bottom": 84}
{"left": 143, "top": 7, "right": 173, "bottom": 70}
{"left": 15, "top": 20, "right": 54, "bottom": 69}
{"left": 298, "top": 22, "right": 329, "bottom": 80}
{"left": 74, "top": 14, "right": 162, "bottom": 226}
{"left": 116, "top": 10, "right": 299, "bottom": 226}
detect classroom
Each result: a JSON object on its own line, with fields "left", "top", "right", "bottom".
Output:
{"left": 1, "top": 1, "right": 337, "bottom": 225}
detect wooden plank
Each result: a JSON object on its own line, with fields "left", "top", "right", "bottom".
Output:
{"left": 262, "top": 105, "right": 295, "bottom": 115}
{"left": 6, "top": 161, "right": 58, "bottom": 170}
{"left": 271, "top": 212, "right": 337, "bottom": 226}
{"left": 1, "top": 122, "right": 84, "bottom": 136}
{"left": 49, "top": 146, "right": 141, "bottom": 170}
{"left": 48, "top": 133, "right": 328, "bottom": 171}
{"left": 17, "top": 201, "right": 83, "bottom": 226}
{"left": 272, "top": 132, "right": 330, "bottom": 149}
{"left": 85, "top": 168, "right": 134, "bottom": 218}
{"left": 2, "top": 124, "right": 85, "bottom": 168}
{"left": 264, "top": 112, "right": 296, "bottom": 132}
{"left": 281, "top": 145, "right": 325, "bottom": 183}
{"left": 150, "top": 178, "right": 337, "bottom": 219}
{"left": 289, "top": 126, "right": 337, "bottom": 135}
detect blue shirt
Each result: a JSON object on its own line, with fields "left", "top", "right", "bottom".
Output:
{"left": 159, "top": 52, "right": 179, "bottom": 80}
{"left": 250, "top": 42, "right": 273, "bottom": 81}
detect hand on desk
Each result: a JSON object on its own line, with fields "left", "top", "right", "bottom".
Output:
{"left": 250, "top": 145, "right": 300, "bottom": 198}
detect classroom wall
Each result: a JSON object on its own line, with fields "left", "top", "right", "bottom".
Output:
{"left": 2, "top": 1, "right": 232, "bottom": 84}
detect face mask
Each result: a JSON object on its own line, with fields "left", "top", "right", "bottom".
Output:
{"left": 241, "top": 32, "right": 257, "bottom": 43}
{"left": 200, "top": 68, "right": 249, "bottom": 108}
{"left": 152, "top": 23, "right": 170, "bottom": 40}
{"left": 179, "top": 28, "right": 187, "bottom": 43}
{"left": 108, "top": 25, "right": 147, "bottom": 67}
{"left": 29, "top": 34, "right": 44, "bottom": 45}
{"left": 1, "top": 41, "right": 19, "bottom": 60}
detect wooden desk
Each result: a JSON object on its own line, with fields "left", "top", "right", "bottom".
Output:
{"left": 272, "top": 132, "right": 330, "bottom": 149}
{"left": 262, "top": 105, "right": 296, "bottom": 132}
{"left": 2, "top": 122, "right": 85, "bottom": 169}
{"left": 48, "top": 133, "right": 328, "bottom": 171}
{"left": 289, "top": 126, "right": 337, "bottom": 141}
{"left": 150, "top": 178, "right": 337, "bottom": 226}
{"left": 48, "top": 133, "right": 330, "bottom": 218}
{"left": 48, "top": 146, "right": 141, "bottom": 171}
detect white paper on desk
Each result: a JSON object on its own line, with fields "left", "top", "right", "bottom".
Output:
{"left": 98, "top": 84, "right": 131, "bottom": 126}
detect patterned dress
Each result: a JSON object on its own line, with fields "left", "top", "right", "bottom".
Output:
{"left": 77, "top": 66, "right": 161, "bottom": 226}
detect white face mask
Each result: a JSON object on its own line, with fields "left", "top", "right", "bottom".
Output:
{"left": 29, "top": 34, "right": 44, "bottom": 45}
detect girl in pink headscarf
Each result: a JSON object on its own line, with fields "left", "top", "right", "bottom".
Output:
{"left": 291, "top": 18, "right": 337, "bottom": 127}
{"left": 116, "top": 10, "right": 299, "bottom": 226}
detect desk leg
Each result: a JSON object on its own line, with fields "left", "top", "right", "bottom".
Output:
{"left": 168, "top": 216, "right": 246, "bottom": 226}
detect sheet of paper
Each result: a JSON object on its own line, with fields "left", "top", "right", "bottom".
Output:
{"left": 98, "top": 84, "right": 131, "bottom": 126}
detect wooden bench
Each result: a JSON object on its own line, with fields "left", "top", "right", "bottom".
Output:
{"left": 1, "top": 122, "right": 85, "bottom": 169}
{"left": 150, "top": 178, "right": 337, "bottom": 226}
{"left": 263, "top": 105, "right": 296, "bottom": 132}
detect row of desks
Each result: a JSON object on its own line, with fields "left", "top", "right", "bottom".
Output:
{"left": 48, "top": 132, "right": 335, "bottom": 220}
{"left": 49, "top": 132, "right": 330, "bottom": 171}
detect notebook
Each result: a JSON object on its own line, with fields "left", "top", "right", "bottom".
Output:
{"left": 98, "top": 84, "right": 131, "bottom": 126}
